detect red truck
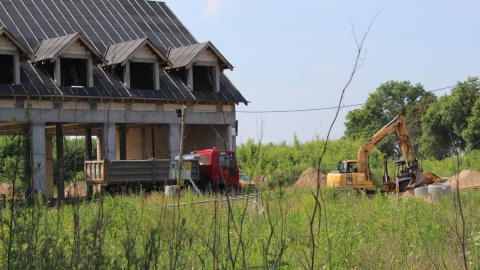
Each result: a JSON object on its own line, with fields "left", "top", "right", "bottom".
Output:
{"left": 193, "top": 148, "right": 240, "bottom": 188}
{"left": 84, "top": 148, "right": 240, "bottom": 191}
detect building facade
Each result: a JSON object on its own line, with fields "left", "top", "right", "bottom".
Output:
{"left": 0, "top": 0, "right": 247, "bottom": 198}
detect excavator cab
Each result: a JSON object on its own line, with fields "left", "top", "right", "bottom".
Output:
{"left": 338, "top": 160, "right": 356, "bottom": 173}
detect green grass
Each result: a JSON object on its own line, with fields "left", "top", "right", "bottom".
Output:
{"left": 0, "top": 187, "right": 478, "bottom": 269}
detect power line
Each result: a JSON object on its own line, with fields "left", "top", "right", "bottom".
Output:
{"left": 237, "top": 84, "right": 458, "bottom": 114}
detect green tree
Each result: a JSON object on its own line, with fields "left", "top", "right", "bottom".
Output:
{"left": 419, "top": 77, "right": 480, "bottom": 159}
{"left": 418, "top": 97, "right": 455, "bottom": 159}
{"left": 405, "top": 92, "right": 437, "bottom": 154}
{"left": 463, "top": 98, "right": 480, "bottom": 150}
{"left": 344, "top": 81, "right": 428, "bottom": 158}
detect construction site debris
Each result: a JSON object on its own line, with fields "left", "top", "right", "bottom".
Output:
{"left": 294, "top": 167, "right": 325, "bottom": 189}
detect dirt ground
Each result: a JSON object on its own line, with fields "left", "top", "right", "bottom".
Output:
{"left": 64, "top": 181, "right": 89, "bottom": 198}
{"left": 294, "top": 167, "right": 325, "bottom": 189}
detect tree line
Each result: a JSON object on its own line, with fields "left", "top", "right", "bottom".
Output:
{"left": 344, "top": 77, "right": 480, "bottom": 160}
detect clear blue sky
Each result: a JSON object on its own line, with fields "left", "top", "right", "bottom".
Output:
{"left": 166, "top": 0, "right": 480, "bottom": 144}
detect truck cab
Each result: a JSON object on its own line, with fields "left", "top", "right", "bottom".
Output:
{"left": 194, "top": 148, "right": 239, "bottom": 188}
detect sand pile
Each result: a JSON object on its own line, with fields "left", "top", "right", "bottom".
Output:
{"left": 0, "top": 182, "right": 14, "bottom": 199}
{"left": 446, "top": 170, "right": 480, "bottom": 190}
{"left": 294, "top": 167, "right": 325, "bottom": 189}
{"left": 65, "top": 181, "right": 88, "bottom": 198}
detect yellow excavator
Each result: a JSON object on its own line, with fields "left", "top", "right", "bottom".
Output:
{"left": 327, "top": 115, "right": 441, "bottom": 192}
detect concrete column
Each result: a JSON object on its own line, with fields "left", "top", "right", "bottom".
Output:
{"left": 31, "top": 122, "right": 48, "bottom": 197}
{"left": 87, "top": 58, "right": 93, "bottom": 87}
{"left": 55, "top": 123, "right": 65, "bottom": 200}
{"left": 169, "top": 124, "right": 181, "bottom": 159}
{"left": 85, "top": 128, "right": 93, "bottom": 160}
{"left": 228, "top": 125, "right": 237, "bottom": 152}
{"left": 96, "top": 135, "right": 102, "bottom": 160}
{"left": 102, "top": 123, "right": 116, "bottom": 160}
{"left": 45, "top": 134, "right": 54, "bottom": 199}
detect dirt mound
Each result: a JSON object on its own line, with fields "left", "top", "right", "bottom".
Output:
{"left": 0, "top": 182, "right": 13, "bottom": 199}
{"left": 294, "top": 167, "right": 325, "bottom": 189}
{"left": 446, "top": 170, "right": 480, "bottom": 190}
{"left": 65, "top": 181, "right": 88, "bottom": 198}
{"left": 252, "top": 175, "right": 270, "bottom": 183}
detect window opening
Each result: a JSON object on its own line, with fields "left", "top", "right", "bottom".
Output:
{"left": 205, "top": 154, "right": 210, "bottom": 165}
{"left": 130, "top": 62, "right": 153, "bottom": 89}
{"left": 113, "top": 65, "right": 124, "bottom": 82}
{"left": 0, "top": 54, "right": 14, "bottom": 84}
{"left": 61, "top": 58, "right": 87, "bottom": 87}
{"left": 193, "top": 65, "right": 215, "bottom": 92}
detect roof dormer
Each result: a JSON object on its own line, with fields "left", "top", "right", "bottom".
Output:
{"left": 0, "top": 26, "right": 31, "bottom": 85}
{"left": 104, "top": 38, "right": 171, "bottom": 90}
{"left": 34, "top": 32, "right": 104, "bottom": 88}
{"left": 167, "top": 41, "right": 233, "bottom": 93}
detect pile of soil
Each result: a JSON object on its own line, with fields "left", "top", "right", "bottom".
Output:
{"left": 0, "top": 182, "right": 13, "bottom": 199}
{"left": 252, "top": 175, "right": 270, "bottom": 183}
{"left": 64, "top": 181, "right": 88, "bottom": 198}
{"left": 446, "top": 170, "right": 480, "bottom": 190}
{"left": 294, "top": 167, "right": 325, "bottom": 189}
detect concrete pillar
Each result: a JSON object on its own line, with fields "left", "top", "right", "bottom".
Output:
{"left": 85, "top": 128, "right": 93, "bottom": 161}
{"left": 102, "top": 123, "right": 116, "bottom": 160}
{"left": 31, "top": 122, "right": 48, "bottom": 197}
{"left": 96, "top": 135, "right": 102, "bottom": 160}
{"left": 55, "top": 123, "right": 65, "bottom": 200}
{"left": 169, "top": 124, "right": 181, "bottom": 159}
{"left": 45, "top": 134, "right": 54, "bottom": 199}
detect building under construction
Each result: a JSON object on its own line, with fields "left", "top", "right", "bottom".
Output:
{"left": 0, "top": 0, "right": 248, "bottom": 198}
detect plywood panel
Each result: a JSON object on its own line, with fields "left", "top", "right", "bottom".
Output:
{"left": 63, "top": 40, "right": 89, "bottom": 56}
{"left": 135, "top": 46, "right": 156, "bottom": 59}
{"left": 0, "top": 35, "right": 16, "bottom": 51}
{"left": 197, "top": 49, "right": 216, "bottom": 62}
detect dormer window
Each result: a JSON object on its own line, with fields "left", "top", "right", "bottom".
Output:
{"left": 44, "top": 58, "right": 88, "bottom": 87}
{"left": 167, "top": 41, "right": 233, "bottom": 93}
{"left": 104, "top": 38, "right": 170, "bottom": 90}
{"left": 0, "top": 54, "right": 14, "bottom": 84}
{"left": 0, "top": 27, "right": 30, "bottom": 85}
{"left": 34, "top": 32, "right": 104, "bottom": 88}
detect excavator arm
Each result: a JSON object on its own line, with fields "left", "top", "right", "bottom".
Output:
{"left": 357, "top": 115, "right": 416, "bottom": 178}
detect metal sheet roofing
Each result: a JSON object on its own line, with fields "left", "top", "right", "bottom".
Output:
{"left": 35, "top": 32, "right": 104, "bottom": 63}
{"left": 104, "top": 38, "right": 171, "bottom": 67}
{"left": 168, "top": 41, "right": 234, "bottom": 70}
{"left": 0, "top": 0, "right": 246, "bottom": 104}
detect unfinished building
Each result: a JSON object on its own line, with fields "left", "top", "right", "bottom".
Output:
{"left": 0, "top": 0, "right": 247, "bottom": 198}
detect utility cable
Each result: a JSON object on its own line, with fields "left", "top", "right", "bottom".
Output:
{"left": 236, "top": 84, "right": 458, "bottom": 114}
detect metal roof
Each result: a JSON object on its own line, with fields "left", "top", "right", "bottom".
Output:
{"left": 0, "top": 0, "right": 246, "bottom": 104}
{"left": 167, "top": 41, "right": 234, "bottom": 70}
{"left": 34, "top": 32, "right": 104, "bottom": 64}
{"left": 104, "top": 38, "right": 171, "bottom": 67}
{"left": 0, "top": 26, "right": 31, "bottom": 59}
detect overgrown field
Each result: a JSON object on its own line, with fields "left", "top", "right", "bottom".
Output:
{"left": 1, "top": 188, "right": 478, "bottom": 269}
